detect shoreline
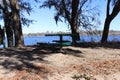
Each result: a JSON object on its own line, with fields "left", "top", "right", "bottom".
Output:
{"left": 23, "top": 30, "right": 120, "bottom": 37}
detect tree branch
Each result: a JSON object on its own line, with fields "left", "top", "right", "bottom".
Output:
{"left": 61, "top": 0, "right": 71, "bottom": 24}
{"left": 110, "top": 0, "right": 120, "bottom": 20}
{"left": 106, "top": 0, "right": 111, "bottom": 17}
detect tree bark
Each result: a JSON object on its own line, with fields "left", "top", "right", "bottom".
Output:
{"left": 2, "top": 0, "right": 13, "bottom": 47}
{"left": 71, "top": 0, "right": 80, "bottom": 44}
{"left": 101, "top": 17, "right": 111, "bottom": 43}
{"left": 10, "top": 0, "right": 24, "bottom": 47}
{"left": 101, "top": 0, "right": 120, "bottom": 43}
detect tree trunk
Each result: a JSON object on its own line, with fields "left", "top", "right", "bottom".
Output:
{"left": 5, "top": 21, "right": 13, "bottom": 47}
{"left": 71, "top": 26, "right": 80, "bottom": 44}
{"left": 2, "top": 0, "right": 13, "bottom": 47}
{"left": 71, "top": 0, "right": 80, "bottom": 44}
{"left": 101, "top": 0, "right": 120, "bottom": 43}
{"left": 101, "top": 17, "right": 111, "bottom": 43}
{"left": 10, "top": 0, "right": 24, "bottom": 47}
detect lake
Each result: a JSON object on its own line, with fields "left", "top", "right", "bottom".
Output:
{"left": 0, "top": 35, "right": 120, "bottom": 48}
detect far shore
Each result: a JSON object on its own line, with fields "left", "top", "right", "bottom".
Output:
{"left": 23, "top": 30, "right": 120, "bottom": 37}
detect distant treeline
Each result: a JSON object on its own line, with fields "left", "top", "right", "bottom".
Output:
{"left": 24, "top": 30, "right": 120, "bottom": 37}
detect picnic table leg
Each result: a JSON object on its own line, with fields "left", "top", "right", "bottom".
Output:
{"left": 59, "top": 35, "right": 63, "bottom": 52}
{"left": 60, "top": 35, "right": 62, "bottom": 45}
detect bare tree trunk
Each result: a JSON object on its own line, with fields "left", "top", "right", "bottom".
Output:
{"left": 71, "top": 0, "right": 80, "bottom": 44}
{"left": 101, "top": 0, "right": 120, "bottom": 43}
{"left": 101, "top": 17, "right": 111, "bottom": 43}
{"left": 2, "top": 0, "right": 13, "bottom": 47}
{"left": 10, "top": 0, "right": 24, "bottom": 47}
{"left": 70, "top": 24, "right": 80, "bottom": 44}
{"left": 3, "top": 27, "right": 6, "bottom": 48}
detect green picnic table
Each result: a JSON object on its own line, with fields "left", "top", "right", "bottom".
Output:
{"left": 45, "top": 34, "right": 72, "bottom": 46}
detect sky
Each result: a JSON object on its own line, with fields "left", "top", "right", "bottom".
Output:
{"left": 1, "top": 0, "right": 120, "bottom": 34}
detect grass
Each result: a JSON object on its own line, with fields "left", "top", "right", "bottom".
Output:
{"left": 72, "top": 74, "right": 92, "bottom": 80}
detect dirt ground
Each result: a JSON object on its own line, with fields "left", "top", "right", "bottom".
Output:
{"left": 0, "top": 43, "right": 120, "bottom": 80}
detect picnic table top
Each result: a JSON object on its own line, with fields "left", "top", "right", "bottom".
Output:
{"left": 53, "top": 40, "right": 70, "bottom": 42}
{"left": 45, "top": 33, "right": 78, "bottom": 36}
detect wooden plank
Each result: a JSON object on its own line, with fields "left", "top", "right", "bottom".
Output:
{"left": 53, "top": 40, "right": 71, "bottom": 46}
{"left": 45, "top": 33, "right": 78, "bottom": 37}
{"left": 45, "top": 33, "right": 71, "bottom": 36}
{"left": 53, "top": 40, "right": 70, "bottom": 43}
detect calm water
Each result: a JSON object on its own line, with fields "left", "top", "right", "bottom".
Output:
{"left": 24, "top": 35, "right": 120, "bottom": 45}
{"left": 0, "top": 35, "right": 120, "bottom": 48}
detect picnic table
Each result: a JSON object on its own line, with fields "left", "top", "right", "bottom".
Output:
{"left": 45, "top": 33, "right": 72, "bottom": 46}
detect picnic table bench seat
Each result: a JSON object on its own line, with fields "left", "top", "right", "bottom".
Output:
{"left": 53, "top": 40, "right": 71, "bottom": 46}
{"left": 53, "top": 40, "right": 70, "bottom": 43}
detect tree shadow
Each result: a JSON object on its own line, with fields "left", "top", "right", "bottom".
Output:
{"left": 0, "top": 47, "right": 49, "bottom": 72}
{"left": 0, "top": 43, "right": 83, "bottom": 72}
{"left": 35, "top": 43, "right": 83, "bottom": 56}
{"left": 61, "top": 48, "right": 83, "bottom": 57}
{"left": 74, "top": 42, "right": 120, "bottom": 49}
{"left": 0, "top": 42, "right": 120, "bottom": 73}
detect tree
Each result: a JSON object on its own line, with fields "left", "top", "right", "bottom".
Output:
{"left": 10, "top": 0, "right": 24, "bottom": 47}
{"left": 0, "top": 0, "right": 14, "bottom": 47}
{"left": 101, "top": 0, "right": 120, "bottom": 43}
{"left": 41, "top": 0, "right": 99, "bottom": 44}
{"left": 0, "top": 0, "right": 37, "bottom": 47}
{"left": 71, "top": 0, "right": 80, "bottom": 44}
